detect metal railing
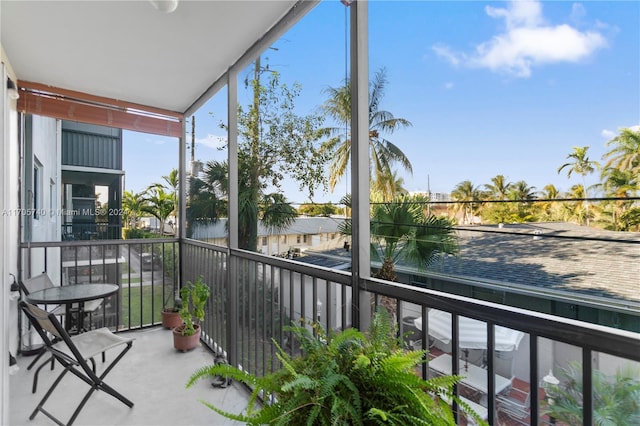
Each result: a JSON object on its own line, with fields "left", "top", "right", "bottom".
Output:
{"left": 19, "top": 237, "right": 640, "bottom": 425}
{"left": 19, "top": 238, "right": 179, "bottom": 331}
{"left": 181, "top": 238, "right": 639, "bottom": 426}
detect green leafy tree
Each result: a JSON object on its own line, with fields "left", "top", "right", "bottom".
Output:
{"left": 142, "top": 187, "right": 175, "bottom": 235}
{"left": 369, "top": 195, "right": 459, "bottom": 285}
{"left": 484, "top": 174, "right": 512, "bottom": 200}
{"left": 545, "top": 362, "right": 640, "bottom": 426}
{"left": 594, "top": 168, "right": 638, "bottom": 230}
{"left": 320, "top": 67, "right": 413, "bottom": 201}
{"left": 534, "top": 184, "right": 564, "bottom": 222}
{"left": 193, "top": 62, "right": 327, "bottom": 250}
{"left": 451, "top": 180, "right": 482, "bottom": 224}
{"left": 298, "top": 203, "right": 339, "bottom": 217}
{"left": 603, "top": 127, "right": 640, "bottom": 176}
{"left": 122, "top": 190, "right": 148, "bottom": 229}
{"left": 558, "top": 146, "right": 600, "bottom": 226}
{"left": 186, "top": 160, "right": 227, "bottom": 237}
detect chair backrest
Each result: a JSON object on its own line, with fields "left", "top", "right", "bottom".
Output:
{"left": 19, "top": 301, "right": 82, "bottom": 367}
{"left": 19, "top": 273, "right": 55, "bottom": 295}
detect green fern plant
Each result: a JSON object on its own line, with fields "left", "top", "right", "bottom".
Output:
{"left": 187, "top": 307, "right": 485, "bottom": 425}
{"left": 544, "top": 361, "right": 640, "bottom": 425}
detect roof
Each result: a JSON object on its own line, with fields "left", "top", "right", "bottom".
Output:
{"left": 439, "top": 223, "right": 640, "bottom": 304}
{"left": 190, "top": 216, "right": 344, "bottom": 240}
{"left": 1, "top": 0, "right": 300, "bottom": 114}
{"left": 296, "top": 222, "right": 640, "bottom": 305}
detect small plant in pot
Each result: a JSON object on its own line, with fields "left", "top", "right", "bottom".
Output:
{"left": 161, "top": 297, "right": 183, "bottom": 329}
{"left": 173, "top": 276, "right": 210, "bottom": 352}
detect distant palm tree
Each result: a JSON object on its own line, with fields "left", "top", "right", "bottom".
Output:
{"left": 558, "top": 146, "right": 600, "bottom": 226}
{"left": 320, "top": 67, "right": 413, "bottom": 200}
{"left": 535, "top": 184, "right": 563, "bottom": 222}
{"left": 603, "top": 127, "right": 640, "bottom": 176}
{"left": 594, "top": 168, "right": 638, "bottom": 230}
{"left": 142, "top": 187, "right": 175, "bottom": 234}
{"left": 372, "top": 169, "right": 408, "bottom": 201}
{"left": 122, "top": 190, "right": 147, "bottom": 229}
{"left": 484, "top": 175, "right": 512, "bottom": 200}
{"left": 508, "top": 180, "right": 536, "bottom": 201}
{"left": 450, "top": 180, "right": 482, "bottom": 224}
{"left": 188, "top": 159, "right": 297, "bottom": 250}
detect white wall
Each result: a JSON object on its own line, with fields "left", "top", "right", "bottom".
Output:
{"left": 1, "top": 48, "right": 21, "bottom": 426}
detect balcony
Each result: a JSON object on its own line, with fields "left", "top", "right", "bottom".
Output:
{"left": 12, "top": 237, "right": 640, "bottom": 426}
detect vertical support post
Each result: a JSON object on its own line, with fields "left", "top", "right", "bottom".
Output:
{"left": 227, "top": 68, "right": 239, "bottom": 366}
{"left": 178, "top": 118, "right": 187, "bottom": 293}
{"left": 349, "top": 0, "right": 370, "bottom": 330}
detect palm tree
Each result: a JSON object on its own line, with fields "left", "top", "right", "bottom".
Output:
{"left": 370, "top": 196, "right": 458, "bottom": 280}
{"left": 372, "top": 169, "right": 408, "bottom": 201}
{"left": 149, "top": 168, "right": 179, "bottom": 219}
{"left": 594, "top": 168, "right": 638, "bottom": 230}
{"left": 121, "top": 190, "right": 147, "bottom": 229}
{"left": 320, "top": 67, "right": 413, "bottom": 200}
{"left": 186, "top": 160, "right": 227, "bottom": 237}
{"left": 484, "top": 174, "right": 512, "bottom": 200}
{"left": 603, "top": 127, "right": 640, "bottom": 175}
{"left": 557, "top": 146, "right": 600, "bottom": 226}
{"left": 450, "top": 180, "right": 482, "bottom": 224}
{"left": 535, "top": 184, "right": 563, "bottom": 222}
{"left": 188, "top": 159, "right": 297, "bottom": 250}
{"left": 142, "top": 187, "right": 175, "bottom": 235}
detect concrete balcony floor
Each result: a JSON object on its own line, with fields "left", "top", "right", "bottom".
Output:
{"left": 10, "top": 327, "right": 249, "bottom": 426}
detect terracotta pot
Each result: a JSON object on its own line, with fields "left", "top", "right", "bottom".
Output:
{"left": 161, "top": 310, "right": 182, "bottom": 329}
{"left": 173, "top": 325, "right": 201, "bottom": 352}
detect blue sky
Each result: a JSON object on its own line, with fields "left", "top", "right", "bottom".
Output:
{"left": 123, "top": 0, "right": 639, "bottom": 204}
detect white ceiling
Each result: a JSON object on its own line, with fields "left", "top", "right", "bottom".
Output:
{"left": 1, "top": 0, "right": 299, "bottom": 114}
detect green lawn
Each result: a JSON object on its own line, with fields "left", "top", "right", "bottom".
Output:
{"left": 120, "top": 284, "right": 170, "bottom": 328}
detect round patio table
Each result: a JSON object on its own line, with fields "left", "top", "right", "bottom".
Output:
{"left": 25, "top": 283, "right": 118, "bottom": 333}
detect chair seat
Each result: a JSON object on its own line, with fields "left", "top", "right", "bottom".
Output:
{"left": 54, "top": 328, "right": 134, "bottom": 361}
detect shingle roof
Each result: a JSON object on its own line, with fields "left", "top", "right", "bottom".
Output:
{"left": 434, "top": 222, "right": 640, "bottom": 304}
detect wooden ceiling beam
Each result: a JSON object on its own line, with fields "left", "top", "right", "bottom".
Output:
{"left": 17, "top": 81, "right": 184, "bottom": 138}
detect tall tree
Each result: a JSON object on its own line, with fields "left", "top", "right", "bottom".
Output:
{"left": 450, "top": 180, "right": 482, "bottom": 224}
{"left": 594, "top": 168, "right": 638, "bottom": 230}
{"left": 603, "top": 127, "right": 640, "bottom": 176}
{"left": 557, "top": 146, "right": 600, "bottom": 226}
{"left": 320, "top": 67, "right": 413, "bottom": 201}
{"left": 484, "top": 174, "right": 512, "bottom": 200}
{"left": 121, "top": 190, "right": 147, "bottom": 229}
{"left": 192, "top": 64, "right": 325, "bottom": 250}
{"left": 142, "top": 187, "right": 175, "bottom": 234}
{"left": 149, "top": 168, "right": 179, "bottom": 219}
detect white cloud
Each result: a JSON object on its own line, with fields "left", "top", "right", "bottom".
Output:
{"left": 601, "top": 129, "right": 616, "bottom": 139}
{"left": 432, "top": 43, "right": 463, "bottom": 67}
{"left": 601, "top": 125, "right": 640, "bottom": 139}
{"left": 196, "top": 133, "right": 227, "bottom": 150}
{"left": 570, "top": 3, "right": 586, "bottom": 24}
{"left": 433, "top": 0, "right": 607, "bottom": 78}
{"left": 444, "top": 82, "right": 454, "bottom": 90}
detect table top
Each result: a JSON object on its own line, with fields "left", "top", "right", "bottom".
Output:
{"left": 429, "top": 353, "right": 512, "bottom": 395}
{"left": 25, "top": 283, "right": 119, "bottom": 305}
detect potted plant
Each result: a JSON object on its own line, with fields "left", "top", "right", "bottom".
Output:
{"left": 187, "top": 307, "right": 485, "bottom": 425}
{"left": 161, "top": 297, "right": 183, "bottom": 329}
{"left": 173, "top": 276, "right": 210, "bottom": 352}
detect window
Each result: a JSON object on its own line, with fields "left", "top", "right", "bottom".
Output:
{"left": 282, "top": 235, "right": 287, "bottom": 244}
{"left": 303, "top": 235, "right": 308, "bottom": 243}
{"left": 296, "top": 235, "right": 301, "bottom": 244}
{"left": 261, "top": 237, "right": 267, "bottom": 246}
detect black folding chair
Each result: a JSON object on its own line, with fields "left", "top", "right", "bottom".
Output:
{"left": 19, "top": 273, "right": 103, "bottom": 394}
{"left": 20, "top": 301, "right": 134, "bottom": 426}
